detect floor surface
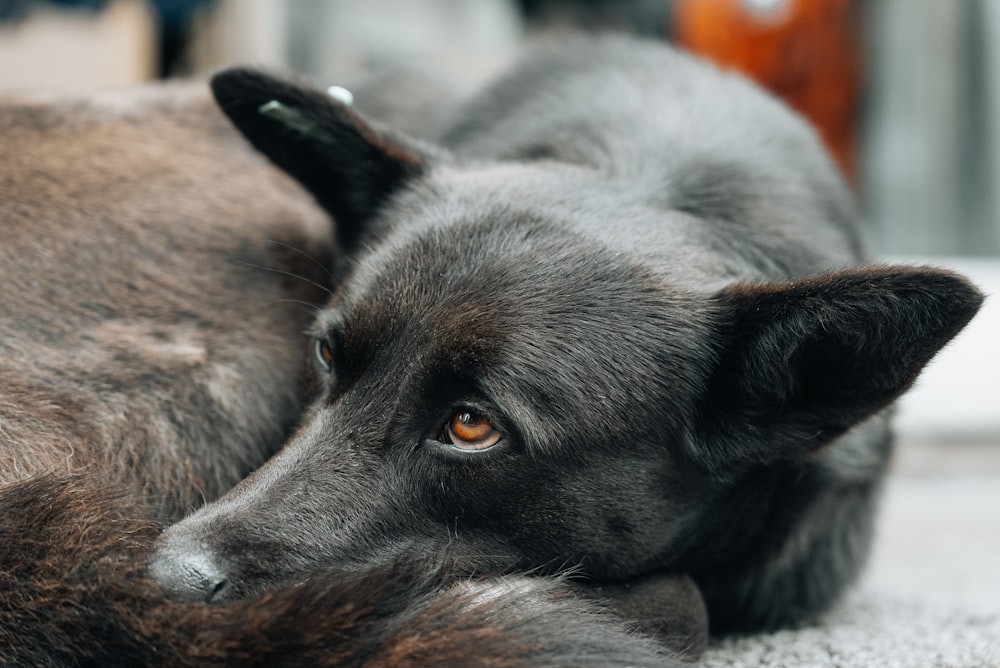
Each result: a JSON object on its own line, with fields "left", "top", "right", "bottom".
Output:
{"left": 701, "top": 440, "right": 1000, "bottom": 667}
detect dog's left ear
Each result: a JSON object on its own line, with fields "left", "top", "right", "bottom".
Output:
{"left": 693, "top": 266, "right": 983, "bottom": 470}
{"left": 211, "top": 68, "right": 426, "bottom": 251}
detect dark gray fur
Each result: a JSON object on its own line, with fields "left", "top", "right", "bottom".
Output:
{"left": 152, "top": 37, "right": 982, "bottom": 640}
{"left": 0, "top": 81, "right": 675, "bottom": 666}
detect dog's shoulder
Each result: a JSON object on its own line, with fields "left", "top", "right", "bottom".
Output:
{"left": 0, "top": 84, "right": 332, "bottom": 516}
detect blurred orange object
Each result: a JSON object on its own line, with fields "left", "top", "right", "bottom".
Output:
{"left": 673, "top": 0, "right": 861, "bottom": 184}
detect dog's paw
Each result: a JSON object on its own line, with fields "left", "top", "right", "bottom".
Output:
{"left": 577, "top": 572, "right": 709, "bottom": 660}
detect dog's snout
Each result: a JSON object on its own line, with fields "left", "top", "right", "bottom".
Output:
{"left": 149, "top": 542, "right": 228, "bottom": 602}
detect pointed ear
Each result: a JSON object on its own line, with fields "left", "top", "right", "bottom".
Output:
{"left": 210, "top": 67, "right": 425, "bottom": 251}
{"left": 694, "top": 266, "right": 983, "bottom": 470}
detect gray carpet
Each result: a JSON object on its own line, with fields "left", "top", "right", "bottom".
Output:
{"left": 701, "top": 471, "right": 1000, "bottom": 668}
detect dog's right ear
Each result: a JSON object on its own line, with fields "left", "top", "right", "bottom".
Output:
{"left": 211, "top": 68, "right": 425, "bottom": 251}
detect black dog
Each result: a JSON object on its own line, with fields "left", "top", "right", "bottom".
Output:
{"left": 153, "top": 37, "right": 982, "bottom": 637}
{"left": 0, "top": 79, "right": 670, "bottom": 667}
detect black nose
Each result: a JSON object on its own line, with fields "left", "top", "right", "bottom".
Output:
{"left": 149, "top": 544, "right": 228, "bottom": 602}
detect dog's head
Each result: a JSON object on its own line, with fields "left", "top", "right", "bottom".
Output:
{"left": 151, "top": 68, "right": 982, "bottom": 606}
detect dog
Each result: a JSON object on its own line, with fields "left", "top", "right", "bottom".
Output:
{"left": 150, "top": 34, "right": 984, "bottom": 640}
{"left": 0, "top": 82, "right": 671, "bottom": 666}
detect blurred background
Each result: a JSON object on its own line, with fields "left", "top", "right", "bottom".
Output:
{"left": 0, "top": 0, "right": 996, "bottom": 449}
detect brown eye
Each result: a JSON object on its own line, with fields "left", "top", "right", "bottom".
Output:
{"left": 315, "top": 339, "right": 334, "bottom": 371}
{"left": 445, "top": 410, "right": 502, "bottom": 451}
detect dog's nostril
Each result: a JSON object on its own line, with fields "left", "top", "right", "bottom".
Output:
{"left": 208, "top": 577, "right": 228, "bottom": 602}
{"left": 149, "top": 547, "right": 229, "bottom": 603}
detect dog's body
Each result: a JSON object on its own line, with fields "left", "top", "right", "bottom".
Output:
{"left": 0, "top": 84, "right": 670, "bottom": 666}
{"left": 0, "top": 85, "right": 332, "bottom": 517}
{"left": 152, "top": 33, "right": 982, "bottom": 639}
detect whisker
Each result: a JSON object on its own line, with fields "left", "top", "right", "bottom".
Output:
{"left": 261, "top": 298, "right": 324, "bottom": 313}
{"left": 266, "top": 239, "right": 335, "bottom": 281}
{"left": 235, "top": 259, "right": 333, "bottom": 296}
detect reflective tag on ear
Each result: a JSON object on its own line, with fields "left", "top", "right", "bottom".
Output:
{"left": 257, "top": 100, "right": 318, "bottom": 136}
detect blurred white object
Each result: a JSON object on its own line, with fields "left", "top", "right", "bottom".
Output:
{"left": 293, "top": 0, "right": 522, "bottom": 81}
{"left": 326, "top": 84, "right": 353, "bottom": 105}
{"left": 892, "top": 258, "right": 1000, "bottom": 441}
{"left": 186, "top": 0, "right": 521, "bottom": 82}
{"left": 0, "top": 0, "right": 156, "bottom": 92}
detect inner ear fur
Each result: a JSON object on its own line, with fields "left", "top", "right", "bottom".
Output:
{"left": 694, "top": 265, "right": 983, "bottom": 470}
{"left": 210, "top": 67, "right": 425, "bottom": 251}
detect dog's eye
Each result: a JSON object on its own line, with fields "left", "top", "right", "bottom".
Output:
{"left": 315, "top": 338, "right": 334, "bottom": 372}
{"left": 444, "top": 410, "right": 502, "bottom": 451}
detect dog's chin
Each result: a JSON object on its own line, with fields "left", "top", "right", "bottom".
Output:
{"left": 575, "top": 572, "right": 709, "bottom": 659}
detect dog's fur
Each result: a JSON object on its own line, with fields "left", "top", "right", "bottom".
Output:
{"left": 151, "top": 33, "right": 983, "bottom": 639}
{"left": 0, "top": 84, "right": 673, "bottom": 665}
{"left": 0, "top": 85, "right": 332, "bottom": 518}
{"left": 0, "top": 475, "right": 672, "bottom": 666}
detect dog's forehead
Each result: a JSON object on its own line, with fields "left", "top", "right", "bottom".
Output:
{"left": 338, "top": 209, "right": 652, "bottom": 337}
{"left": 323, "top": 209, "right": 715, "bottom": 449}
{"left": 341, "top": 163, "right": 671, "bottom": 311}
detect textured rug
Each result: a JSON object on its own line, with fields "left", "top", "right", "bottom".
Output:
{"left": 701, "top": 474, "right": 1000, "bottom": 668}
{"left": 702, "top": 590, "right": 1000, "bottom": 668}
